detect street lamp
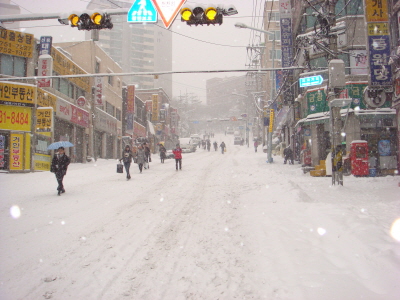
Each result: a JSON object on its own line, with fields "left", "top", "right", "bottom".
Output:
{"left": 235, "top": 22, "right": 276, "bottom": 163}
{"left": 232, "top": 92, "right": 250, "bottom": 147}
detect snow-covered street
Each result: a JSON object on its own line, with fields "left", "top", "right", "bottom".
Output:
{"left": 1, "top": 135, "right": 400, "bottom": 300}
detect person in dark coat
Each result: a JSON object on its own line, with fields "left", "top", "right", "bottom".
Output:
{"left": 173, "top": 144, "right": 183, "bottom": 170}
{"left": 283, "top": 145, "right": 294, "bottom": 164}
{"left": 120, "top": 145, "right": 133, "bottom": 180}
{"left": 220, "top": 141, "right": 226, "bottom": 154}
{"left": 159, "top": 144, "right": 167, "bottom": 163}
{"left": 207, "top": 139, "right": 211, "bottom": 152}
{"left": 213, "top": 141, "right": 218, "bottom": 151}
{"left": 136, "top": 144, "right": 146, "bottom": 173}
{"left": 50, "top": 146, "right": 71, "bottom": 196}
{"left": 143, "top": 143, "right": 151, "bottom": 169}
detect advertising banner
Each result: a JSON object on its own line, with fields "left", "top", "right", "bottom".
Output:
{"left": 0, "top": 82, "right": 35, "bottom": 107}
{"left": 94, "top": 77, "right": 104, "bottom": 105}
{"left": 0, "top": 104, "right": 31, "bottom": 131}
{"left": 37, "top": 88, "right": 57, "bottom": 109}
{"left": 151, "top": 94, "right": 159, "bottom": 122}
{"left": 269, "top": 109, "right": 275, "bottom": 133}
{"left": 0, "top": 135, "right": 5, "bottom": 168}
{"left": 95, "top": 108, "right": 117, "bottom": 134}
{"left": 34, "top": 153, "right": 51, "bottom": 171}
{"left": 365, "top": 0, "right": 389, "bottom": 22}
{"left": 0, "top": 28, "right": 34, "bottom": 58}
{"left": 37, "top": 55, "right": 53, "bottom": 88}
{"left": 51, "top": 47, "right": 90, "bottom": 92}
{"left": 56, "top": 98, "right": 89, "bottom": 128}
{"left": 306, "top": 88, "right": 327, "bottom": 115}
{"left": 134, "top": 121, "right": 146, "bottom": 138}
{"left": 10, "top": 133, "right": 23, "bottom": 171}
{"left": 36, "top": 107, "right": 53, "bottom": 132}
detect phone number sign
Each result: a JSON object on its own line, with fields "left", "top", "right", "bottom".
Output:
{"left": 0, "top": 28, "right": 34, "bottom": 58}
{"left": 0, "top": 105, "right": 31, "bottom": 131}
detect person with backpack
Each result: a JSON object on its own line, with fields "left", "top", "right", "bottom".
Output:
{"left": 173, "top": 144, "right": 183, "bottom": 170}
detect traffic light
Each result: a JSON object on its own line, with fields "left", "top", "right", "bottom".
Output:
{"left": 180, "top": 5, "right": 223, "bottom": 26}
{"left": 67, "top": 12, "right": 113, "bottom": 30}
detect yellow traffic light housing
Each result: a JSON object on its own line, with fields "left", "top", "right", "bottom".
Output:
{"left": 68, "top": 14, "right": 80, "bottom": 27}
{"left": 205, "top": 7, "right": 217, "bottom": 21}
{"left": 91, "top": 13, "right": 103, "bottom": 25}
{"left": 180, "top": 7, "right": 192, "bottom": 22}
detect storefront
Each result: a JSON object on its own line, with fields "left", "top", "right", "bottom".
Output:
{"left": 0, "top": 82, "right": 35, "bottom": 172}
{"left": 55, "top": 97, "right": 89, "bottom": 163}
{"left": 94, "top": 108, "right": 118, "bottom": 159}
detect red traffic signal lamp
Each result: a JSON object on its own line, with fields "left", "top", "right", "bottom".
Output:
{"left": 68, "top": 12, "right": 113, "bottom": 30}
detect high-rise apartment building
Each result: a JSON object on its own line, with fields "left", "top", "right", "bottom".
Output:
{"left": 85, "top": 0, "right": 172, "bottom": 97}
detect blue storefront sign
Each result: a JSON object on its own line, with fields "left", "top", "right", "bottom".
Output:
{"left": 368, "top": 35, "right": 392, "bottom": 87}
{"left": 299, "top": 75, "right": 323, "bottom": 87}
{"left": 39, "top": 36, "right": 52, "bottom": 55}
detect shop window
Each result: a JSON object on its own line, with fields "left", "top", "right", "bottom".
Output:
{"left": 0, "top": 54, "right": 26, "bottom": 77}
{"left": 60, "top": 78, "right": 69, "bottom": 96}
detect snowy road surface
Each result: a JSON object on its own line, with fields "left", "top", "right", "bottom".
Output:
{"left": 1, "top": 136, "right": 400, "bottom": 300}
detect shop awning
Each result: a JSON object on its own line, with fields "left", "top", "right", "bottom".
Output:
{"left": 147, "top": 120, "right": 156, "bottom": 135}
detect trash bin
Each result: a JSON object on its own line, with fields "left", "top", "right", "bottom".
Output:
{"left": 369, "top": 168, "right": 377, "bottom": 177}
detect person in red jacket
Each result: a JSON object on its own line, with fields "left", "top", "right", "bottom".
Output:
{"left": 172, "top": 144, "right": 183, "bottom": 171}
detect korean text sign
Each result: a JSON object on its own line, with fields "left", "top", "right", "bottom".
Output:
{"left": 0, "top": 28, "right": 34, "bottom": 58}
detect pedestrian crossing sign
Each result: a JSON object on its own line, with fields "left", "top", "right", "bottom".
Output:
{"left": 127, "top": 0, "right": 158, "bottom": 23}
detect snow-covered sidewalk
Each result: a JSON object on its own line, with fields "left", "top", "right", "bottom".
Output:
{"left": 1, "top": 139, "right": 399, "bottom": 299}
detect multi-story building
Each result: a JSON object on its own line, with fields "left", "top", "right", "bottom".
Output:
{"left": 53, "top": 41, "right": 124, "bottom": 160}
{"left": 85, "top": 0, "right": 173, "bottom": 97}
{"left": 282, "top": 0, "right": 398, "bottom": 176}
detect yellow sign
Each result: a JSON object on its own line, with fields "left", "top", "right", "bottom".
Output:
{"left": 365, "top": 0, "right": 389, "bottom": 22}
{"left": 51, "top": 47, "right": 91, "bottom": 92}
{"left": 0, "top": 28, "right": 34, "bottom": 58}
{"left": 0, "top": 82, "right": 36, "bottom": 107}
{"left": 37, "top": 88, "right": 57, "bottom": 109}
{"left": 0, "top": 105, "right": 31, "bottom": 131}
{"left": 269, "top": 109, "right": 275, "bottom": 133}
{"left": 151, "top": 94, "right": 159, "bottom": 122}
{"left": 367, "top": 22, "right": 389, "bottom": 36}
{"left": 36, "top": 108, "right": 53, "bottom": 132}
{"left": 34, "top": 153, "right": 51, "bottom": 171}
{"left": 9, "top": 133, "right": 24, "bottom": 171}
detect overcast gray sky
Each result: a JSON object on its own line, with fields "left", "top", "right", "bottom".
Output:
{"left": 6, "top": 0, "right": 267, "bottom": 103}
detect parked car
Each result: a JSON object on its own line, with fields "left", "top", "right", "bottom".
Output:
{"left": 165, "top": 150, "right": 175, "bottom": 159}
{"left": 190, "top": 134, "right": 201, "bottom": 146}
{"left": 179, "top": 138, "right": 196, "bottom": 153}
{"left": 234, "top": 136, "right": 242, "bottom": 145}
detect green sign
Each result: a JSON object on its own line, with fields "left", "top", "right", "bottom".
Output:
{"left": 306, "top": 88, "right": 328, "bottom": 116}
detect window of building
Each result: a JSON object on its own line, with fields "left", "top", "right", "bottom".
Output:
{"left": 0, "top": 54, "right": 26, "bottom": 77}
{"left": 108, "top": 70, "right": 113, "bottom": 86}
{"left": 116, "top": 108, "right": 121, "bottom": 121}
{"left": 106, "top": 101, "right": 115, "bottom": 116}
{"left": 95, "top": 61, "right": 100, "bottom": 74}
{"left": 268, "top": 31, "right": 281, "bottom": 41}
{"left": 269, "top": 49, "right": 282, "bottom": 60}
{"left": 268, "top": 12, "right": 280, "bottom": 22}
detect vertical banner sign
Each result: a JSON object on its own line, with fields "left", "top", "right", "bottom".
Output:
{"left": 364, "top": 0, "right": 392, "bottom": 87}
{"left": 10, "top": 133, "right": 23, "bottom": 171}
{"left": 39, "top": 36, "right": 52, "bottom": 55}
{"left": 36, "top": 107, "right": 53, "bottom": 132}
{"left": 0, "top": 135, "right": 5, "bottom": 168}
{"left": 151, "top": 94, "right": 159, "bottom": 122}
{"left": 37, "top": 54, "right": 53, "bottom": 88}
{"left": 126, "top": 85, "right": 135, "bottom": 132}
{"left": 94, "top": 77, "right": 103, "bottom": 105}
{"left": 279, "top": 0, "right": 294, "bottom": 104}
{"left": 269, "top": 109, "right": 275, "bottom": 133}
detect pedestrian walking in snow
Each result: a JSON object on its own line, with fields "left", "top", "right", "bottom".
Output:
{"left": 173, "top": 144, "right": 183, "bottom": 170}
{"left": 283, "top": 145, "right": 294, "bottom": 165}
{"left": 143, "top": 143, "right": 151, "bottom": 169}
{"left": 254, "top": 140, "right": 258, "bottom": 152}
{"left": 120, "top": 145, "right": 133, "bottom": 180}
{"left": 213, "top": 141, "right": 218, "bottom": 151}
{"left": 50, "top": 147, "right": 70, "bottom": 196}
{"left": 159, "top": 144, "right": 167, "bottom": 163}
{"left": 136, "top": 144, "right": 146, "bottom": 173}
{"left": 220, "top": 141, "right": 226, "bottom": 154}
{"left": 207, "top": 140, "right": 211, "bottom": 152}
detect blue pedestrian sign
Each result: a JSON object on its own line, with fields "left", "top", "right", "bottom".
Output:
{"left": 299, "top": 75, "right": 323, "bottom": 87}
{"left": 127, "top": 0, "right": 158, "bottom": 23}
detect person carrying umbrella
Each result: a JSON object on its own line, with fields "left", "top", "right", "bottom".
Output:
{"left": 50, "top": 147, "right": 70, "bottom": 196}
